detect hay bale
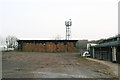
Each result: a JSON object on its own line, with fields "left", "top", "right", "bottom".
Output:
{"left": 67, "top": 42, "right": 78, "bottom": 52}
{"left": 21, "top": 42, "right": 78, "bottom": 52}
{"left": 57, "top": 42, "right": 67, "bottom": 52}
{"left": 45, "top": 42, "right": 56, "bottom": 52}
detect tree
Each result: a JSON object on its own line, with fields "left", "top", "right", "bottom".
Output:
{"left": 0, "top": 36, "right": 6, "bottom": 45}
{"left": 6, "top": 36, "right": 18, "bottom": 49}
{"left": 54, "top": 35, "right": 62, "bottom": 40}
{"left": 88, "top": 39, "right": 105, "bottom": 44}
{"left": 76, "top": 40, "right": 88, "bottom": 52}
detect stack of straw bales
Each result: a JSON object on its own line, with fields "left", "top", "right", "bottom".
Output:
{"left": 67, "top": 42, "right": 77, "bottom": 52}
{"left": 45, "top": 42, "right": 56, "bottom": 52}
{"left": 22, "top": 43, "right": 34, "bottom": 51}
{"left": 56, "top": 42, "right": 67, "bottom": 52}
{"left": 21, "top": 42, "right": 78, "bottom": 52}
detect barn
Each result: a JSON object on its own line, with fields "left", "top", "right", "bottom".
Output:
{"left": 89, "top": 35, "right": 120, "bottom": 63}
{"left": 17, "top": 40, "right": 78, "bottom": 52}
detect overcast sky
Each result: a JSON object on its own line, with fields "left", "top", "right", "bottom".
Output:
{"left": 0, "top": 0, "right": 119, "bottom": 40}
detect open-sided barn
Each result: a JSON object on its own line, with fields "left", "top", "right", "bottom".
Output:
{"left": 89, "top": 35, "right": 120, "bottom": 63}
{"left": 17, "top": 40, "right": 78, "bottom": 52}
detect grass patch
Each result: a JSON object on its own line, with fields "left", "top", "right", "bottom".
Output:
{"left": 4, "top": 50, "right": 80, "bottom": 53}
{"left": 78, "top": 56, "right": 87, "bottom": 60}
{"left": 77, "top": 56, "right": 92, "bottom": 62}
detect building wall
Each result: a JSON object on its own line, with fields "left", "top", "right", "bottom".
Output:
{"left": 90, "top": 47, "right": 112, "bottom": 61}
{"left": 90, "top": 46, "right": 120, "bottom": 63}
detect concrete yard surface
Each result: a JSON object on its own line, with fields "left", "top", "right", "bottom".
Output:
{"left": 86, "top": 58, "right": 119, "bottom": 77}
{"left": 2, "top": 52, "right": 119, "bottom": 78}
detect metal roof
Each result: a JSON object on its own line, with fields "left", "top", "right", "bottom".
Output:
{"left": 107, "top": 34, "right": 120, "bottom": 40}
{"left": 94, "top": 41, "right": 120, "bottom": 47}
{"left": 17, "top": 40, "right": 78, "bottom": 44}
{"left": 99, "top": 34, "right": 120, "bottom": 43}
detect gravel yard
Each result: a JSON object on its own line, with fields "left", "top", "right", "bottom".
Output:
{"left": 2, "top": 52, "right": 118, "bottom": 78}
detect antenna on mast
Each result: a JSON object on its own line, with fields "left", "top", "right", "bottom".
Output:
{"left": 65, "top": 19, "right": 72, "bottom": 40}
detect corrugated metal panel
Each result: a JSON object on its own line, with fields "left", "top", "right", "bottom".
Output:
{"left": 95, "top": 41, "right": 120, "bottom": 47}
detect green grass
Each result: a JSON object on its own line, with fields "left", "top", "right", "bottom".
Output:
{"left": 77, "top": 56, "right": 91, "bottom": 62}
{"left": 4, "top": 50, "right": 80, "bottom": 53}
{"left": 78, "top": 56, "right": 86, "bottom": 59}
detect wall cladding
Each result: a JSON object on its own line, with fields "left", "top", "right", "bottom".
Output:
{"left": 19, "top": 42, "right": 78, "bottom": 52}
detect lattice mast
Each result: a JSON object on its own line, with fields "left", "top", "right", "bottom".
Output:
{"left": 65, "top": 19, "right": 72, "bottom": 40}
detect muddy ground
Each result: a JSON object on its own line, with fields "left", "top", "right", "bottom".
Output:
{"left": 2, "top": 52, "right": 118, "bottom": 78}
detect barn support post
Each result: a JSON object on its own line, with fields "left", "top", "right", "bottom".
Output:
{"left": 93, "top": 47, "right": 95, "bottom": 58}
{"left": 112, "top": 46, "right": 117, "bottom": 62}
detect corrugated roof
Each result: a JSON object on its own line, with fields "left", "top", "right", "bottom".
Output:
{"left": 94, "top": 41, "right": 120, "bottom": 47}
{"left": 17, "top": 40, "right": 78, "bottom": 44}
{"left": 107, "top": 34, "right": 120, "bottom": 40}
{"left": 99, "top": 34, "right": 120, "bottom": 43}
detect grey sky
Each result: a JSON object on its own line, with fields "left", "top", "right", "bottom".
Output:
{"left": 0, "top": 0, "right": 119, "bottom": 40}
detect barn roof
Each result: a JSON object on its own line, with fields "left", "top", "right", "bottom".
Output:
{"left": 17, "top": 40, "right": 78, "bottom": 44}
{"left": 94, "top": 41, "right": 120, "bottom": 47}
